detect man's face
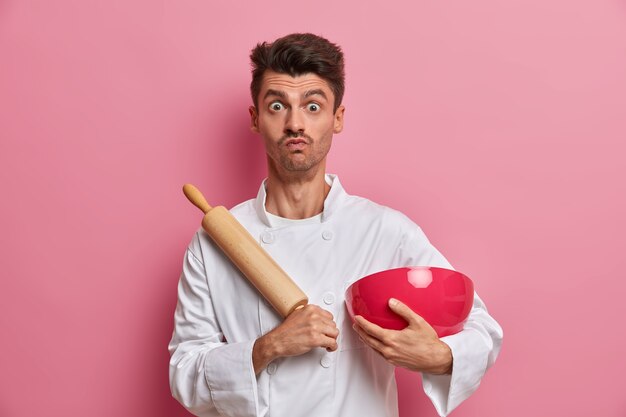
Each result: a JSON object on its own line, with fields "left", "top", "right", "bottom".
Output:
{"left": 250, "top": 70, "right": 345, "bottom": 174}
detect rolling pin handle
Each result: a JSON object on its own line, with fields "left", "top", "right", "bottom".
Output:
{"left": 183, "top": 184, "right": 213, "bottom": 214}
{"left": 286, "top": 301, "right": 308, "bottom": 317}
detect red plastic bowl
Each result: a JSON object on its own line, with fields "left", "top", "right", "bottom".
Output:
{"left": 345, "top": 266, "right": 474, "bottom": 337}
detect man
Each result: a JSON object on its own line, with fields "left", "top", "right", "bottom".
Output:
{"left": 169, "top": 33, "right": 503, "bottom": 417}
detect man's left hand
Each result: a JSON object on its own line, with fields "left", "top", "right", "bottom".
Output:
{"left": 353, "top": 298, "right": 453, "bottom": 375}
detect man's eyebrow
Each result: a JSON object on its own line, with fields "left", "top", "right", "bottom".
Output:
{"left": 263, "top": 89, "right": 286, "bottom": 100}
{"left": 304, "top": 89, "right": 328, "bottom": 100}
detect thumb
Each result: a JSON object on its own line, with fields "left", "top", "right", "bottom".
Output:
{"left": 388, "top": 298, "right": 423, "bottom": 326}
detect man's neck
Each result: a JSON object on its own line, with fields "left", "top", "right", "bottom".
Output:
{"left": 265, "top": 164, "right": 330, "bottom": 220}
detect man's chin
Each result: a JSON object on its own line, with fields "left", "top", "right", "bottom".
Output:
{"left": 282, "top": 163, "right": 314, "bottom": 172}
{"left": 279, "top": 156, "right": 316, "bottom": 172}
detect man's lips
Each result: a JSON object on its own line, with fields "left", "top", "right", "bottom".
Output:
{"left": 285, "top": 138, "right": 308, "bottom": 150}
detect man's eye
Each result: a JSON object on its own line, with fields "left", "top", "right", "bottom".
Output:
{"left": 307, "top": 103, "right": 320, "bottom": 112}
{"left": 270, "top": 102, "right": 284, "bottom": 111}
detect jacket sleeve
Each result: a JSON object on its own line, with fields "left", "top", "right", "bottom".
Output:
{"left": 398, "top": 220, "right": 503, "bottom": 417}
{"left": 168, "top": 238, "right": 259, "bottom": 417}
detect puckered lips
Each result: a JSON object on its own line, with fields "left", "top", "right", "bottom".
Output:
{"left": 285, "top": 138, "right": 308, "bottom": 151}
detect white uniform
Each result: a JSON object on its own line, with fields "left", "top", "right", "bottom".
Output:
{"left": 169, "top": 174, "right": 503, "bottom": 417}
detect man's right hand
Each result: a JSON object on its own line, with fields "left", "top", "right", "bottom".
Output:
{"left": 252, "top": 304, "right": 339, "bottom": 374}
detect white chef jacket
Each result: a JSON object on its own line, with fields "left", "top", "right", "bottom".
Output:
{"left": 169, "top": 174, "right": 503, "bottom": 417}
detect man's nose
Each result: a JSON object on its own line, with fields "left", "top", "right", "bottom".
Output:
{"left": 284, "top": 108, "right": 305, "bottom": 134}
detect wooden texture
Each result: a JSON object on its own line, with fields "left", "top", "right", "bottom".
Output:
{"left": 202, "top": 207, "right": 308, "bottom": 317}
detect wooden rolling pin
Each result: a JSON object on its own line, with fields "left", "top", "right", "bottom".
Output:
{"left": 183, "top": 184, "right": 308, "bottom": 317}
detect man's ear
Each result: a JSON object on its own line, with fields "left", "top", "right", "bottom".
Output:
{"left": 333, "top": 105, "right": 345, "bottom": 133}
{"left": 249, "top": 105, "right": 259, "bottom": 133}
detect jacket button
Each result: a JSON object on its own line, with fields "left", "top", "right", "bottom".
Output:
{"left": 323, "top": 292, "right": 335, "bottom": 305}
{"left": 261, "top": 232, "right": 274, "bottom": 244}
{"left": 322, "top": 230, "right": 333, "bottom": 240}
{"left": 320, "top": 355, "right": 331, "bottom": 368}
{"left": 267, "top": 362, "right": 277, "bottom": 374}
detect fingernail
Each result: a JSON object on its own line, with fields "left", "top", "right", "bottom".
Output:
{"left": 389, "top": 298, "right": 398, "bottom": 307}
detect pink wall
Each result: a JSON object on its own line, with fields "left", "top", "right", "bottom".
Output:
{"left": 1, "top": 1, "right": 625, "bottom": 416}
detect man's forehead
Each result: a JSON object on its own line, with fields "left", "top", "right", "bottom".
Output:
{"left": 260, "top": 71, "right": 333, "bottom": 96}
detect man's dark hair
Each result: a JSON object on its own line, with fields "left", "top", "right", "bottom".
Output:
{"left": 250, "top": 33, "right": 345, "bottom": 112}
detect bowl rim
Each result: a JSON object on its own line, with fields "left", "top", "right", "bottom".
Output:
{"left": 345, "top": 265, "right": 473, "bottom": 294}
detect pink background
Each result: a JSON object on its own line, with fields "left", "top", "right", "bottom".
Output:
{"left": 1, "top": 1, "right": 625, "bottom": 416}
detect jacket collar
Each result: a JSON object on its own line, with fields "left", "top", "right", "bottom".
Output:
{"left": 254, "top": 173, "right": 348, "bottom": 227}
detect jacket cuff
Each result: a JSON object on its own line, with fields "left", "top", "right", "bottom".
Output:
{"left": 421, "top": 328, "right": 487, "bottom": 416}
{"left": 205, "top": 339, "right": 259, "bottom": 417}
